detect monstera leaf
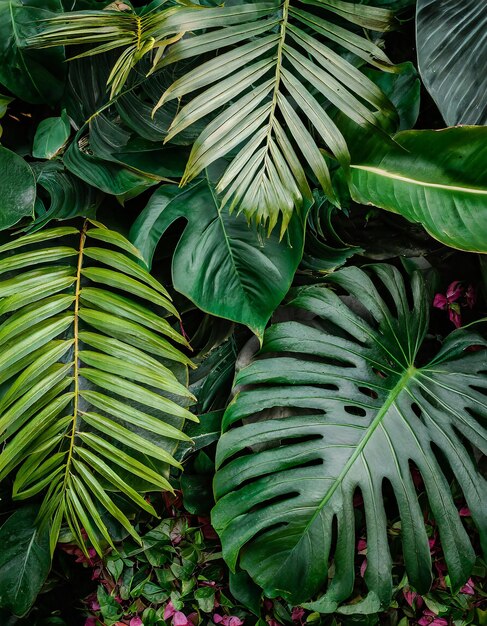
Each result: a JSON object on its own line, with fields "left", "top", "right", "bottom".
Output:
{"left": 30, "top": 161, "right": 101, "bottom": 231}
{"left": 0, "top": 221, "right": 196, "bottom": 555}
{"left": 212, "top": 265, "right": 487, "bottom": 611}
{"left": 416, "top": 0, "right": 487, "bottom": 126}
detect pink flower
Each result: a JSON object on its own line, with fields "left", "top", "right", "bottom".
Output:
{"left": 164, "top": 601, "right": 177, "bottom": 621}
{"left": 291, "top": 607, "right": 305, "bottom": 623}
{"left": 403, "top": 587, "right": 423, "bottom": 609}
{"left": 360, "top": 558, "right": 367, "bottom": 578}
{"left": 173, "top": 612, "right": 189, "bottom": 626}
{"left": 86, "top": 594, "right": 100, "bottom": 612}
{"left": 74, "top": 547, "right": 97, "bottom": 565}
{"left": 213, "top": 615, "right": 244, "bottom": 626}
{"left": 460, "top": 578, "right": 475, "bottom": 595}
{"left": 459, "top": 507, "right": 471, "bottom": 517}
{"left": 130, "top": 618, "right": 144, "bottom": 626}
{"left": 91, "top": 566, "right": 102, "bottom": 580}
{"left": 449, "top": 307, "right": 462, "bottom": 328}
{"left": 433, "top": 281, "right": 464, "bottom": 328}
{"left": 418, "top": 609, "right": 448, "bottom": 626}
{"left": 357, "top": 538, "right": 367, "bottom": 553}
{"left": 85, "top": 619, "right": 98, "bottom": 626}
{"left": 267, "top": 620, "right": 280, "bottom": 626}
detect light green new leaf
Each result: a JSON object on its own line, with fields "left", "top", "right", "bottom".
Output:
{"left": 213, "top": 265, "right": 487, "bottom": 611}
{"left": 0, "top": 222, "right": 194, "bottom": 556}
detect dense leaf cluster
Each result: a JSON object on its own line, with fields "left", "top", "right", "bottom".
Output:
{"left": 0, "top": 0, "right": 485, "bottom": 623}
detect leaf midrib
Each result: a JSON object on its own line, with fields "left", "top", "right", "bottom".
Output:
{"left": 13, "top": 530, "right": 36, "bottom": 599}
{"left": 9, "top": 0, "right": 44, "bottom": 101}
{"left": 304, "top": 364, "right": 417, "bottom": 532}
{"left": 62, "top": 223, "right": 86, "bottom": 490}
{"left": 206, "top": 172, "right": 260, "bottom": 333}
{"left": 351, "top": 165, "right": 487, "bottom": 195}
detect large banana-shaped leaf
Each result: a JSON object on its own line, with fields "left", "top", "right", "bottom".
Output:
{"left": 212, "top": 265, "right": 487, "bottom": 611}
{"left": 348, "top": 126, "right": 487, "bottom": 253}
{"left": 416, "top": 0, "right": 487, "bottom": 126}
{"left": 0, "top": 222, "right": 196, "bottom": 555}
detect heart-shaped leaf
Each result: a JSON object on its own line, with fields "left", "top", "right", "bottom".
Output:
{"left": 130, "top": 175, "right": 307, "bottom": 340}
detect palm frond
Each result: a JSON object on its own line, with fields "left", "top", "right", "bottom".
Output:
{"left": 27, "top": 6, "right": 183, "bottom": 98}
{"left": 29, "top": 0, "right": 399, "bottom": 233}
{"left": 0, "top": 222, "right": 195, "bottom": 555}
{"left": 156, "top": 0, "right": 398, "bottom": 233}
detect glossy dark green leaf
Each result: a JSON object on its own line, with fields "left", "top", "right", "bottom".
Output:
{"left": 0, "top": 506, "right": 50, "bottom": 616}
{"left": 363, "top": 61, "right": 420, "bottom": 131}
{"left": 29, "top": 161, "right": 101, "bottom": 231}
{"left": 130, "top": 175, "right": 307, "bottom": 340}
{"left": 0, "top": 147, "right": 35, "bottom": 230}
{"left": 0, "top": 0, "right": 65, "bottom": 104}
{"left": 348, "top": 126, "right": 487, "bottom": 252}
{"left": 417, "top": 0, "right": 487, "bottom": 125}
{"left": 0, "top": 92, "right": 13, "bottom": 138}
{"left": 213, "top": 265, "right": 487, "bottom": 610}
{"left": 32, "top": 110, "right": 71, "bottom": 160}
{"left": 301, "top": 196, "right": 362, "bottom": 273}
{"left": 229, "top": 570, "right": 262, "bottom": 616}
{"left": 63, "top": 130, "right": 161, "bottom": 201}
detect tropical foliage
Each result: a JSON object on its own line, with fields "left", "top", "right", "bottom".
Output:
{"left": 0, "top": 222, "right": 195, "bottom": 554}
{"left": 0, "top": 0, "right": 486, "bottom": 623}
{"left": 213, "top": 265, "right": 487, "bottom": 610}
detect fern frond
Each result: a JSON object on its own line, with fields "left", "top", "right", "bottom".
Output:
{"left": 0, "top": 222, "right": 195, "bottom": 555}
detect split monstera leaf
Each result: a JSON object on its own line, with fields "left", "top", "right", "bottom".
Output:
{"left": 0, "top": 222, "right": 195, "bottom": 555}
{"left": 213, "top": 265, "right": 487, "bottom": 611}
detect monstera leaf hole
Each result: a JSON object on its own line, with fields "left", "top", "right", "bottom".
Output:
{"left": 212, "top": 265, "right": 487, "bottom": 612}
